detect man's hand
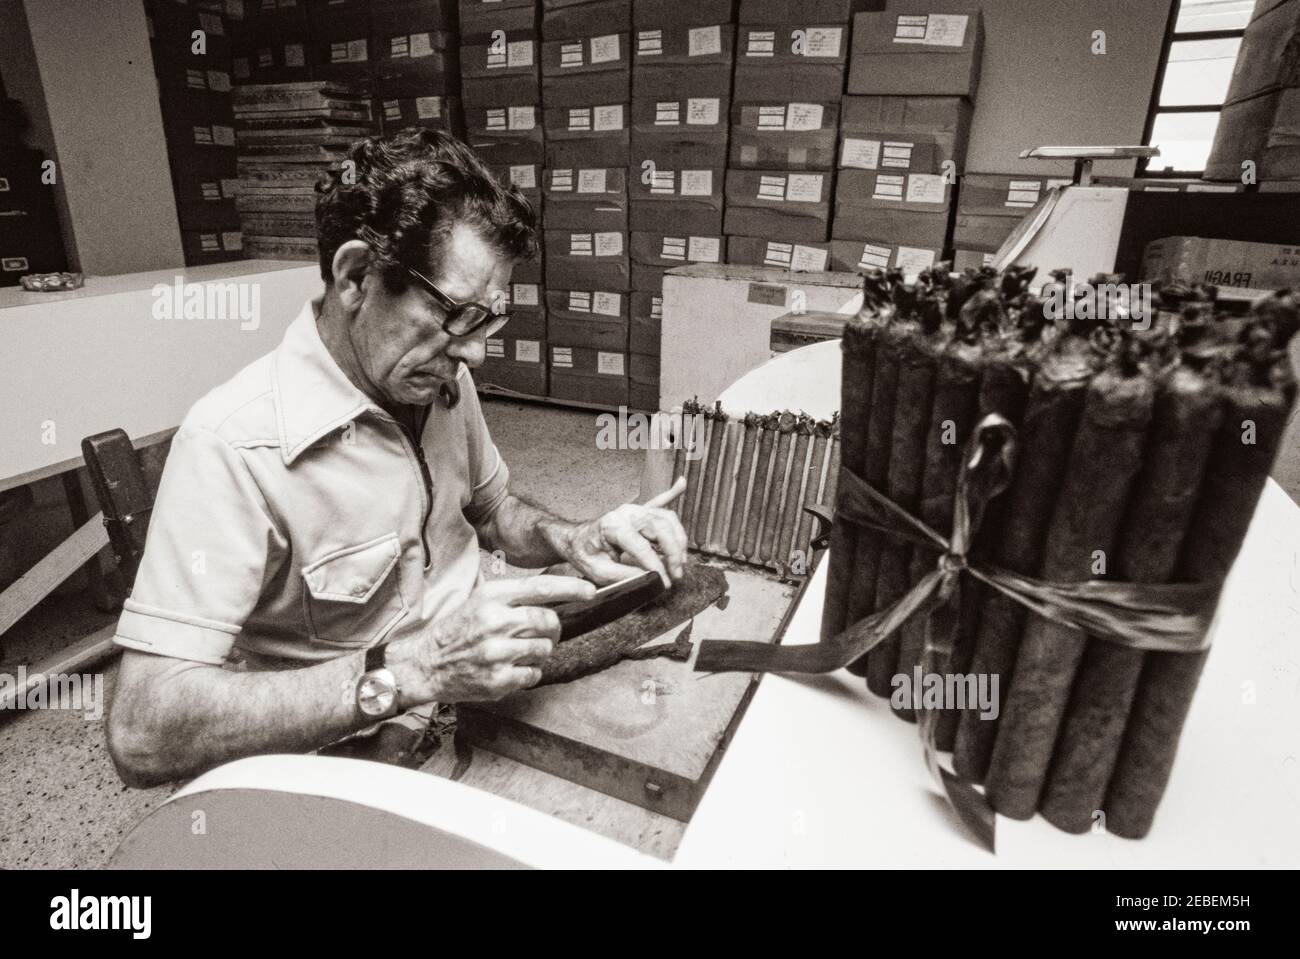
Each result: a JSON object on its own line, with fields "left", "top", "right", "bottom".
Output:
{"left": 560, "top": 477, "right": 689, "bottom": 587}
{"left": 386, "top": 575, "right": 596, "bottom": 705}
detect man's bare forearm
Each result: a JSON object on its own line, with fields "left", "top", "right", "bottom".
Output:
{"left": 108, "top": 649, "right": 370, "bottom": 787}
{"left": 476, "top": 492, "right": 578, "bottom": 568}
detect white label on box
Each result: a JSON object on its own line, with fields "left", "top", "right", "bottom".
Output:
{"left": 349, "top": 39, "right": 368, "bottom": 62}
{"left": 650, "top": 169, "right": 675, "bottom": 194}
{"left": 187, "top": 69, "right": 206, "bottom": 89}
{"left": 258, "top": 47, "right": 274, "bottom": 68}
{"left": 416, "top": 96, "right": 442, "bottom": 119}
{"left": 873, "top": 174, "right": 905, "bottom": 200}
{"left": 513, "top": 283, "right": 538, "bottom": 306}
{"left": 687, "top": 98, "right": 719, "bottom": 125}
{"left": 597, "top": 352, "right": 625, "bottom": 376}
{"left": 1006, "top": 180, "right": 1042, "bottom": 207}
{"left": 680, "top": 169, "right": 713, "bottom": 196}
{"left": 638, "top": 30, "right": 663, "bottom": 56}
{"left": 200, "top": 181, "right": 222, "bottom": 201}
{"left": 590, "top": 34, "right": 620, "bottom": 64}
{"left": 758, "top": 174, "right": 787, "bottom": 200}
{"left": 207, "top": 70, "right": 232, "bottom": 91}
{"left": 234, "top": 56, "right": 250, "bottom": 79}
{"left": 507, "top": 40, "right": 533, "bottom": 67}
{"left": 199, "top": 12, "right": 224, "bottom": 35}
{"left": 593, "top": 104, "right": 624, "bottom": 131}
{"left": 553, "top": 347, "right": 573, "bottom": 368}
{"left": 212, "top": 125, "right": 235, "bottom": 146}
{"left": 594, "top": 232, "right": 623, "bottom": 255}
{"left": 487, "top": 338, "right": 506, "bottom": 359}
{"left": 790, "top": 244, "right": 828, "bottom": 272}
{"left": 688, "top": 236, "right": 721, "bottom": 262}
{"left": 223, "top": 231, "right": 243, "bottom": 251}
{"left": 593, "top": 291, "right": 622, "bottom": 315}
{"left": 391, "top": 35, "right": 412, "bottom": 58}
{"left": 515, "top": 340, "right": 541, "bottom": 363}
{"left": 786, "top": 173, "right": 824, "bottom": 202}
{"left": 858, "top": 242, "right": 892, "bottom": 269}
{"left": 550, "top": 168, "right": 574, "bottom": 191}
{"left": 689, "top": 25, "right": 722, "bottom": 57}
{"left": 487, "top": 108, "right": 507, "bottom": 130}
{"left": 656, "top": 101, "right": 682, "bottom": 125}
{"left": 651, "top": 296, "right": 662, "bottom": 318}
{"left": 561, "top": 41, "right": 584, "bottom": 67}
{"left": 509, "top": 106, "right": 536, "bottom": 130}
{"left": 284, "top": 43, "right": 305, "bottom": 66}
{"left": 661, "top": 236, "right": 687, "bottom": 260}
{"left": 510, "top": 164, "right": 537, "bottom": 189}
{"left": 200, "top": 233, "right": 219, "bottom": 252}
{"left": 384, "top": 100, "right": 402, "bottom": 120}
{"left": 747, "top": 30, "right": 775, "bottom": 57}
{"left": 922, "top": 14, "right": 968, "bottom": 47}
{"left": 570, "top": 234, "right": 594, "bottom": 256}
{"left": 569, "top": 291, "right": 592, "bottom": 311}
{"left": 894, "top": 14, "right": 929, "bottom": 42}
{"left": 569, "top": 108, "right": 592, "bottom": 131}
{"left": 757, "top": 105, "right": 786, "bottom": 129}
{"left": 194, "top": 125, "right": 213, "bottom": 145}
{"left": 803, "top": 27, "right": 842, "bottom": 58}
{"left": 896, "top": 245, "right": 936, "bottom": 276}
{"left": 1145, "top": 186, "right": 1180, "bottom": 192}
{"left": 906, "top": 173, "right": 946, "bottom": 204}
{"left": 487, "top": 48, "right": 508, "bottom": 68}
{"left": 882, "top": 141, "right": 915, "bottom": 168}
{"left": 786, "top": 103, "right": 824, "bottom": 132}
{"left": 410, "top": 33, "right": 434, "bottom": 59}
{"left": 764, "top": 241, "right": 793, "bottom": 267}
{"left": 841, "top": 138, "right": 882, "bottom": 170}
{"left": 578, "top": 168, "right": 608, "bottom": 193}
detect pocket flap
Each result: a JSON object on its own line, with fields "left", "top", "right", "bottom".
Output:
{"left": 301, "top": 534, "right": 402, "bottom": 604}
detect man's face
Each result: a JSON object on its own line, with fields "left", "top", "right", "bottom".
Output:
{"left": 350, "top": 221, "right": 512, "bottom": 407}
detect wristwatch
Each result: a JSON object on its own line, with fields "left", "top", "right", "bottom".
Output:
{"left": 355, "top": 643, "right": 400, "bottom": 719}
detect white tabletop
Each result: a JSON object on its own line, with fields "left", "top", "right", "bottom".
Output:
{"left": 673, "top": 477, "right": 1300, "bottom": 867}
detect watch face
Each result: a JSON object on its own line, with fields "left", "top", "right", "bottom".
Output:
{"left": 357, "top": 674, "right": 397, "bottom": 717}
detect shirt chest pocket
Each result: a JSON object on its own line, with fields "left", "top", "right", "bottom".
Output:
{"left": 301, "top": 533, "right": 409, "bottom": 648}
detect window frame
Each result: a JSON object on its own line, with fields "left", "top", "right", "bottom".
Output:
{"left": 1140, "top": 1, "right": 1249, "bottom": 178}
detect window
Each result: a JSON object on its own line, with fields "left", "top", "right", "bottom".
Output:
{"left": 1142, "top": 0, "right": 1253, "bottom": 177}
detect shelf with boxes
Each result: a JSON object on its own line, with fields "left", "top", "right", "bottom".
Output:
{"left": 147, "top": 0, "right": 244, "bottom": 265}
{"left": 829, "top": 6, "right": 983, "bottom": 278}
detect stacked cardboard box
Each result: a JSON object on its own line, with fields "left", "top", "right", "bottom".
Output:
{"left": 147, "top": 0, "right": 244, "bottom": 265}
{"left": 232, "top": 81, "right": 377, "bottom": 260}
{"left": 0, "top": 99, "right": 68, "bottom": 286}
{"left": 831, "top": 95, "right": 971, "bottom": 273}
{"left": 725, "top": 1, "right": 852, "bottom": 274}
{"left": 836, "top": 6, "right": 983, "bottom": 274}
{"left": 232, "top": 0, "right": 312, "bottom": 86}
{"left": 370, "top": 0, "right": 462, "bottom": 136}
{"left": 628, "top": 0, "right": 736, "bottom": 408}
{"left": 537, "top": 0, "right": 632, "bottom": 406}
{"left": 1205, "top": 0, "right": 1300, "bottom": 181}
{"left": 951, "top": 172, "right": 1071, "bottom": 269}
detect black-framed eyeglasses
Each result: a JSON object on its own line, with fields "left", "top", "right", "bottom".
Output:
{"left": 405, "top": 266, "right": 510, "bottom": 338}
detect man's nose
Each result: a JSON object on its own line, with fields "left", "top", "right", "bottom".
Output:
{"left": 446, "top": 330, "right": 486, "bottom": 368}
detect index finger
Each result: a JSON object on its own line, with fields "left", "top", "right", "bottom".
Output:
{"left": 483, "top": 574, "right": 597, "bottom": 606}
{"left": 642, "top": 475, "right": 687, "bottom": 510}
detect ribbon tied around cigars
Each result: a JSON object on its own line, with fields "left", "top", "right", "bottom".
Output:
{"left": 695, "top": 413, "right": 1220, "bottom": 852}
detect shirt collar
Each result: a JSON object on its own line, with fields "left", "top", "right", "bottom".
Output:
{"left": 271, "top": 297, "right": 378, "bottom": 466}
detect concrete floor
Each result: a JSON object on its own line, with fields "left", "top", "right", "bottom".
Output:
{"left": 0, "top": 398, "right": 642, "bottom": 868}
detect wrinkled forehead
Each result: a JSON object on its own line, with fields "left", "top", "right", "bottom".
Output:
{"left": 428, "top": 221, "right": 513, "bottom": 302}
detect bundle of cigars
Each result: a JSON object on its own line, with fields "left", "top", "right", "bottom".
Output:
{"left": 669, "top": 401, "right": 840, "bottom": 577}
{"left": 821, "top": 265, "right": 1299, "bottom": 838}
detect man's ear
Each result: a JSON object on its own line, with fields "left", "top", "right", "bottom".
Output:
{"left": 331, "top": 240, "right": 371, "bottom": 312}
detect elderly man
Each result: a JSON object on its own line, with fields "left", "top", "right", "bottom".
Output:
{"left": 107, "top": 130, "right": 688, "bottom": 787}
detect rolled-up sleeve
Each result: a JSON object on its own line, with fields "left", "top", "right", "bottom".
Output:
{"left": 459, "top": 374, "right": 511, "bottom": 526}
{"left": 113, "top": 424, "right": 282, "bottom": 665}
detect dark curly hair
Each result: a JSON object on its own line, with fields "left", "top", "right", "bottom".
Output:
{"left": 314, "top": 128, "right": 539, "bottom": 290}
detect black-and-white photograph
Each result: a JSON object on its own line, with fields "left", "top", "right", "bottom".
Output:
{"left": 0, "top": 0, "right": 1295, "bottom": 905}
